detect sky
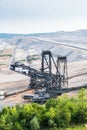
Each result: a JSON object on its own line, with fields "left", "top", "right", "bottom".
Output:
{"left": 0, "top": 0, "right": 87, "bottom": 34}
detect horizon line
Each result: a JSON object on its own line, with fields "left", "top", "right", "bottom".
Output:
{"left": 0, "top": 29, "right": 87, "bottom": 35}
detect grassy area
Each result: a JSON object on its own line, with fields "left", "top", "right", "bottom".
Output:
{"left": 66, "top": 127, "right": 87, "bottom": 130}
{"left": 48, "top": 125, "right": 87, "bottom": 130}
{"left": 31, "top": 57, "right": 39, "bottom": 60}
{"left": 0, "top": 54, "right": 12, "bottom": 57}
{"left": 59, "top": 126, "right": 87, "bottom": 130}
{"left": 0, "top": 63, "right": 6, "bottom": 66}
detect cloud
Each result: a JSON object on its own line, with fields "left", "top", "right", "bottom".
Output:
{"left": 0, "top": 0, "right": 87, "bottom": 33}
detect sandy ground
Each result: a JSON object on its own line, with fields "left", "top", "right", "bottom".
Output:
{"left": 68, "top": 60, "right": 87, "bottom": 87}
{"left": 0, "top": 90, "right": 34, "bottom": 109}
{"left": 0, "top": 68, "right": 29, "bottom": 94}
{"left": 0, "top": 60, "right": 87, "bottom": 109}
{"left": 1, "top": 37, "right": 87, "bottom": 110}
{"left": 0, "top": 68, "right": 30, "bottom": 109}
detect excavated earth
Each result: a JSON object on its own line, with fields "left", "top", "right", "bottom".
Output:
{"left": 0, "top": 60, "right": 87, "bottom": 109}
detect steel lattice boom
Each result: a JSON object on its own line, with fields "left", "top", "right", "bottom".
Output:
{"left": 10, "top": 51, "right": 68, "bottom": 102}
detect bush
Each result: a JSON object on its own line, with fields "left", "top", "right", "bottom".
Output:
{"left": 0, "top": 89, "right": 87, "bottom": 129}
{"left": 30, "top": 116, "right": 40, "bottom": 130}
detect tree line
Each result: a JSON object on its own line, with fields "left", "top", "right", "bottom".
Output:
{"left": 0, "top": 88, "right": 87, "bottom": 130}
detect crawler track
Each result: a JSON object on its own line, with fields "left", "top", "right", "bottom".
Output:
{"left": 5, "top": 85, "right": 87, "bottom": 99}
{"left": 9, "top": 50, "right": 87, "bottom": 102}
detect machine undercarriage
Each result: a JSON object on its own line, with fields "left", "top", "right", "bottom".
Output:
{"left": 10, "top": 51, "right": 68, "bottom": 103}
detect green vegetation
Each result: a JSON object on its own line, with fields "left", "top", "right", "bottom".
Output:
{"left": 0, "top": 54, "right": 12, "bottom": 57}
{"left": 31, "top": 57, "right": 39, "bottom": 61}
{"left": 57, "top": 126, "right": 87, "bottom": 130}
{"left": 0, "top": 63, "right": 6, "bottom": 66}
{"left": 26, "top": 55, "right": 39, "bottom": 62}
{"left": 0, "top": 88, "right": 87, "bottom": 130}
